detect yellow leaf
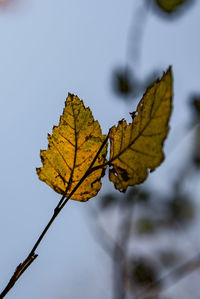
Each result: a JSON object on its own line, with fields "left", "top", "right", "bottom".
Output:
{"left": 37, "top": 94, "right": 107, "bottom": 202}
{"left": 109, "top": 67, "right": 173, "bottom": 192}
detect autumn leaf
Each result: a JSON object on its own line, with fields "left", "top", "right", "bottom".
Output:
{"left": 37, "top": 94, "right": 107, "bottom": 202}
{"left": 108, "top": 67, "right": 173, "bottom": 192}
{"left": 37, "top": 68, "right": 172, "bottom": 200}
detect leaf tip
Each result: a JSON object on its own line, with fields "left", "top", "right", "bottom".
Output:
{"left": 164, "top": 65, "right": 173, "bottom": 81}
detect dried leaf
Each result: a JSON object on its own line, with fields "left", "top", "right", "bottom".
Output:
{"left": 109, "top": 68, "right": 173, "bottom": 192}
{"left": 37, "top": 94, "right": 107, "bottom": 202}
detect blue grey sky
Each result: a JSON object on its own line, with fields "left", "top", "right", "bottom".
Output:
{"left": 0, "top": 0, "right": 200, "bottom": 298}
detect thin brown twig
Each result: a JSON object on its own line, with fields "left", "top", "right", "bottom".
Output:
{"left": 0, "top": 136, "right": 108, "bottom": 299}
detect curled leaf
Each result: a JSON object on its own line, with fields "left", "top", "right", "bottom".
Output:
{"left": 109, "top": 67, "right": 173, "bottom": 192}
{"left": 37, "top": 94, "right": 107, "bottom": 202}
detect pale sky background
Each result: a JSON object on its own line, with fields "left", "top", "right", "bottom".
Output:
{"left": 0, "top": 0, "right": 200, "bottom": 298}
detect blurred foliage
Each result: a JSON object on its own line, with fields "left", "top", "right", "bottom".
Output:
{"left": 92, "top": 0, "right": 200, "bottom": 298}
{"left": 96, "top": 166, "right": 197, "bottom": 297}
{"left": 112, "top": 67, "right": 133, "bottom": 97}
{"left": 112, "top": 67, "right": 161, "bottom": 101}
{"left": 150, "top": 0, "right": 194, "bottom": 20}
{"left": 189, "top": 95, "right": 200, "bottom": 168}
{"left": 135, "top": 218, "right": 156, "bottom": 235}
{"left": 130, "top": 258, "right": 158, "bottom": 286}
{"left": 166, "top": 196, "right": 195, "bottom": 225}
{"left": 95, "top": 95, "right": 199, "bottom": 296}
{"left": 190, "top": 94, "right": 200, "bottom": 123}
{"left": 193, "top": 130, "right": 200, "bottom": 168}
{"left": 155, "top": 0, "right": 187, "bottom": 13}
{"left": 100, "top": 193, "right": 117, "bottom": 209}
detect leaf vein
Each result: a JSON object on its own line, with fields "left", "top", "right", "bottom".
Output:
{"left": 130, "top": 147, "right": 156, "bottom": 158}
{"left": 51, "top": 140, "right": 73, "bottom": 172}
{"left": 58, "top": 131, "right": 75, "bottom": 147}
